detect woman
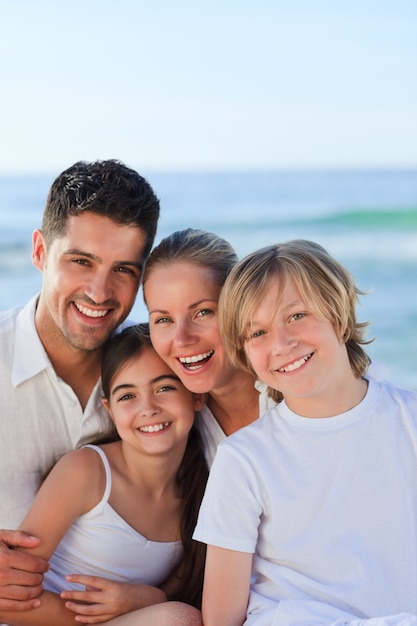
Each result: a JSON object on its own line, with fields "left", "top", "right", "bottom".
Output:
{"left": 142, "top": 229, "right": 276, "bottom": 465}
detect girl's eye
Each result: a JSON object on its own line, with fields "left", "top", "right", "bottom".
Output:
{"left": 117, "top": 393, "right": 135, "bottom": 402}
{"left": 157, "top": 385, "right": 176, "bottom": 393}
{"left": 196, "top": 308, "right": 213, "bottom": 318}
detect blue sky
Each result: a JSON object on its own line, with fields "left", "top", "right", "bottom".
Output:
{"left": 0, "top": 0, "right": 416, "bottom": 173}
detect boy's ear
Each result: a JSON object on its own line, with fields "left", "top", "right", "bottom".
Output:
{"left": 32, "top": 229, "right": 47, "bottom": 271}
{"left": 193, "top": 393, "right": 206, "bottom": 412}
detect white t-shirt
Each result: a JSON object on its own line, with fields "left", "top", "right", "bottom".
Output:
{"left": 194, "top": 379, "right": 417, "bottom": 625}
{"left": 0, "top": 296, "right": 116, "bottom": 528}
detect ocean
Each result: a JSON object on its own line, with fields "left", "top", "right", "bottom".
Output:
{"left": 1, "top": 169, "right": 416, "bottom": 391}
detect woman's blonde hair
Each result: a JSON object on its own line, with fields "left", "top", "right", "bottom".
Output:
{"left": 142, "top": 228, "right": 238, "bottom": 299}
{"left": 219, "top": 239, "right": 372, "bottom": 402}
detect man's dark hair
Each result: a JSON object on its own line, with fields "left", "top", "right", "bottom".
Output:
{"left": 41, "top": 159, "right": 160, "bottom": 259}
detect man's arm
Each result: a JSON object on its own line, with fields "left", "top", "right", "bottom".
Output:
{"left": 0, "top": 530, "right": 48, "bottom": 611}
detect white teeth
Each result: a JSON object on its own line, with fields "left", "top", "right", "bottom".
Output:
{"left": 139, "top": 422, "right": 170, "bottom": 433}
{"left": 279, "top": 354, "right": 312, "bottom": 373}
{"left": 179, "top": 350, "right": 214, "bottom": 364}
{"left": 75, "top": 303, "right": 108, "bottom": 318}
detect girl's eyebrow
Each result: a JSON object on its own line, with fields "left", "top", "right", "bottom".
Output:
{"left": 111, "top": 374, "right": 181, "bottom": 397}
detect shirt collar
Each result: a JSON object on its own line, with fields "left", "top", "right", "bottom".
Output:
{"left": 12, "top": 294, "right": 54, "bottom": 387}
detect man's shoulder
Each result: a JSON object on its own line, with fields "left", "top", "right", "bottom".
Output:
{"left": 0, "top": 304, "right": 22, "bottom": 334}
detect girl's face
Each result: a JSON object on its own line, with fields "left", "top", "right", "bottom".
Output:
{"left": 103, "top": 346, "right": 203, "bottom": 455}
{"left": 244, "top": 276, "right": 350, "bottom": 416}
{"left": 144, "top": 262, "right": 235, "bottom": 394}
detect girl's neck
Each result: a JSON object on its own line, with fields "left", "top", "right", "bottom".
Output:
{"left": 207, "top": 369, "right": 260, "bottom": 436}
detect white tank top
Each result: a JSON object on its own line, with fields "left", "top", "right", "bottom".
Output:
{"left": 45, "top": 445, "right": 183, "bottom": 592}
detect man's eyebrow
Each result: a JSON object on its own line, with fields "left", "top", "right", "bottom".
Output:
{"left": 63, "top": 249, "right": 143, "bottom": 270}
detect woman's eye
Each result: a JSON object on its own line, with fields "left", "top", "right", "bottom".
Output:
{"left": 196, "top": 308, "right": 213, "bottom": 318}
{"left": 155, "top": 316, "right": 171, "bottom": 324}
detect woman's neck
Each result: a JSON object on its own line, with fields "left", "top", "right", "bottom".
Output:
{"left": 207, "top": 370, "right": 261, "bottom": 436}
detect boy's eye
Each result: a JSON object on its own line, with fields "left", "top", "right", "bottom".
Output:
{"left": 246, "top": 329, "right": 266, "bottom": 340}
{"left": 291, "top": 312, "right": 305, "bottom": 321}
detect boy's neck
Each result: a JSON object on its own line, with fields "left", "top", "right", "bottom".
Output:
{"left": 286, "top": 376, "right": 368, "bottom": 419}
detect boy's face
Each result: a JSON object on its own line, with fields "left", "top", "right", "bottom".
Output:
{"left": 32, "top": 212, "right": 146, "bottom": 353}
{"left": 244, "top": 276, "right": 351, "bottom": 417}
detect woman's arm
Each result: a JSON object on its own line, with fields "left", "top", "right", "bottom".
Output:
{"left": 201, "top": 545, "right": 252, "bottom": 626}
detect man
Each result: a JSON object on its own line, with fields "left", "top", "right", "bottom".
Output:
{"left": 0, "top": 159, "right": 160, "bottom": 612}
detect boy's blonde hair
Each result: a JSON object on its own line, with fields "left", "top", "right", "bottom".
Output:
{"left": 218, "top": 240, "right": 372, "bottom": 402}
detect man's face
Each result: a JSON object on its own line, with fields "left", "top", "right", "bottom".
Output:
{"left": 33, "top": 212, "right": 146, "bottom": 353}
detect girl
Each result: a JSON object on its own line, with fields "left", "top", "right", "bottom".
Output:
{"left": 0, "top": 324, "right": 207, "bottom": 626}
{"left": 193, "top": 240, "right": 417, "bottom": 626}
{"left": 142, "top": 229, "right": 276, "bottom": 466}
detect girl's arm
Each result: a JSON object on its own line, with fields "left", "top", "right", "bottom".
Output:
{"left": 0, "top": 448, "right": 104, "bottom": 625}
{"left": 201, "top": 545, "right": 252, "bottom": 626}
{"left": 16, "top": 448, "right": 104, "bottom": 561}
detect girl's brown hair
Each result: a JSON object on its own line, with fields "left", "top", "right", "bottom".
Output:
{"left": 101, "top": 323, "right": 208, "bottom": 608}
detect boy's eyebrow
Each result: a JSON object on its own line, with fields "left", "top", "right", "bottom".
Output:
{"left": 63, "top": 248, "right": 143, "bottom": 270}
{"left": 111, "top": 374, "right": 181, "bottom": 397}
{"left": 247, "top": 299, "right": 306, "bottom": 327}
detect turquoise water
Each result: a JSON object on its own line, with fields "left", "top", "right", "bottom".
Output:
{"left": 1, "top": 170, "right": 416, "bottom": 390}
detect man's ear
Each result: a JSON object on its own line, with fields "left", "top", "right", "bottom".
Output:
{"left": 32, "top": 229, "right": 47, "bottom": 271}
{"left": 193, "top": 393, "right": 206, "bottom": 412}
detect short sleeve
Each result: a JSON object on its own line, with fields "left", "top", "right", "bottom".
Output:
{"left": 193, "top": 441, "right": 263, "bottom": 553}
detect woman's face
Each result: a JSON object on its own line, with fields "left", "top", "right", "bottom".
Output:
{"left": 144, "top": 262, "right": 234, "bottom": 394}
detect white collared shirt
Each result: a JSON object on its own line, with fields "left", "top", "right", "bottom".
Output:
{"left": 0, "top": 295, "right": 115, "bottom": 528}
